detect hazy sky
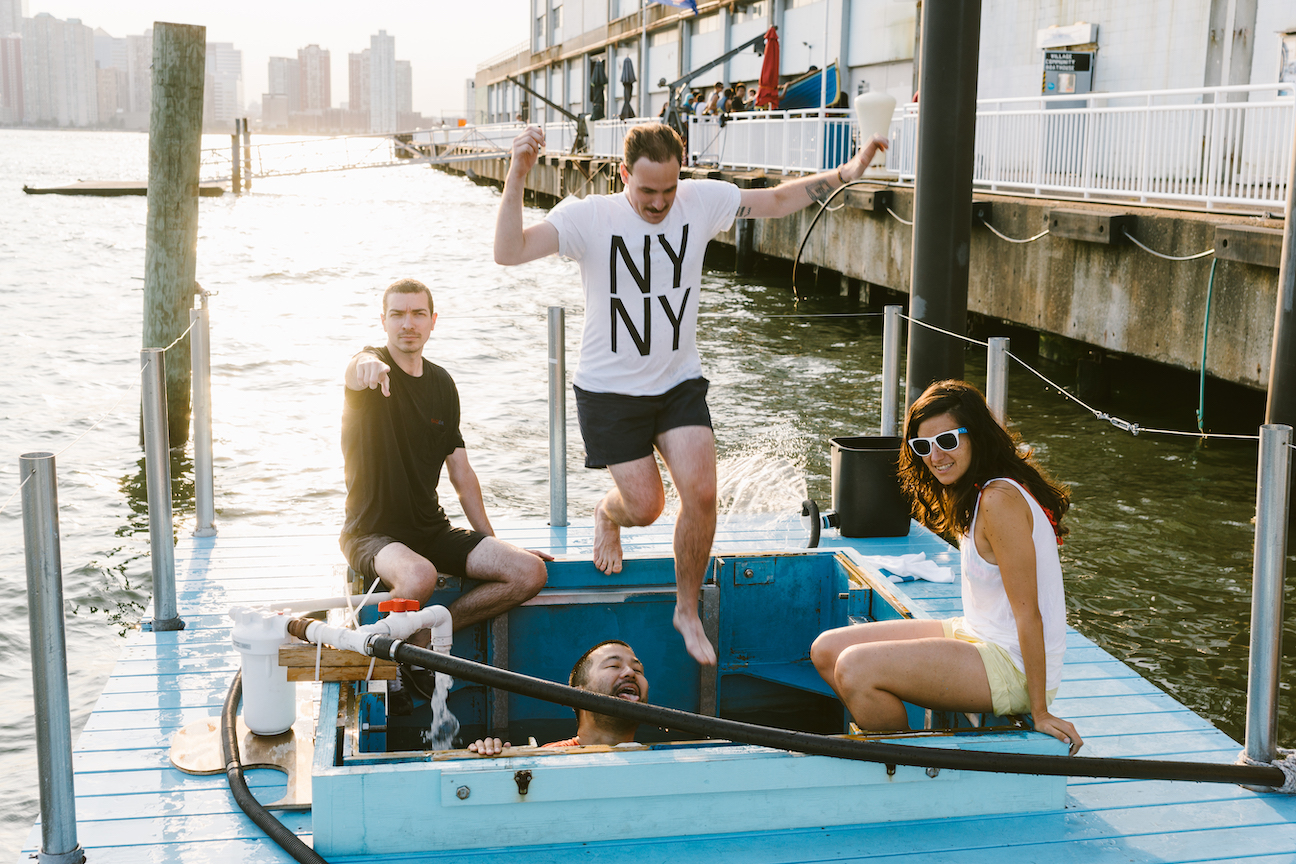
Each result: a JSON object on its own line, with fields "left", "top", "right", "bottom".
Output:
{"left": 29, "top": 0, "right": 531, "bottom": 116}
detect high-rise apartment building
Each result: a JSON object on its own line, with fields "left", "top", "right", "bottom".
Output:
{"left": 368, "top": 30, "right": 396, "bottom": 133}
{"left": 204, "top": 41, "right": 243, "bottom": 129}
{"left": 124, "top": 29, "right": 150, "bottom": 120}
{"left": 0, "top": 0, "right": 26, "bottom": 36}
{"left": 268, "top": 55, "right": 300, "bottom": 112}
{"left": 93, "top": 27, "right": 129, "bottom": 123}
{"left": 396, "top": 59, "right": 412, "bottom": 116}
{"left": 298, "top": 43, "right": 330, "bottom": 111}
{"left": 348, "top": 49, "right": 369, "bottom": 115}
{"left": 21, "top": 13, "right": 96, "bottom": 126}
{"left": 0, "top": 35, "right": 21, "bottom": 123}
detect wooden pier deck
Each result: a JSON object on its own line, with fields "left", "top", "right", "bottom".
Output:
{"left": 19, "top": 517, "right": 1296, "bottom": 863}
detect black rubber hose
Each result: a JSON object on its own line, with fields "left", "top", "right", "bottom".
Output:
{"left": 791, "top": 179, "right": 863, "bottom": 298}
{"left": 221, "top": 671, "right": 331, "bottom": 864}
{"left": 368, "top": 635, "right": 1285, "bottom": 789}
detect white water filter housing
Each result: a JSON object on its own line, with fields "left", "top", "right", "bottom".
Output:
{"left": 854, "top": 92, "right": 897, "bottom": 168}
{"left": 229, "top": 607, "right": 297, "bottom": 735}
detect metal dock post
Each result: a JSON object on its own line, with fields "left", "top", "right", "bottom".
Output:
{"left": 190, "top": 296, "right": 216, "bottom": 536}
{"left": 880, "top": 304, "right": 902, "bottom": 436}
{"left": 141, "top": 348, "right": 184, "bottom": 632}
{"left": 1245, "top": 423, "right": 1291, "bottom": 763}
{"left": 986, "top": 337, "right": 1009, "bottom": 426}
{"left": 548, "top": 306, "right": 568, "bottom": 527}
{"left": 20, "top": 452, "right": 85, "bottom": 864}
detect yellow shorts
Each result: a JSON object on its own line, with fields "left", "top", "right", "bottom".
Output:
{"left": 942, "top": 617, "right": 1057, "bottom": 717}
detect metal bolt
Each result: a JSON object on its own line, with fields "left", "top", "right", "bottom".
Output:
{"left": 437, "top": 575, "right": 448, "bottom": 589}
{"left": 456, "top": 785, "right": 471, "bottom": 800}
{"left": 926, "top": 766, "right": 940, "bottom": 778}
{"left": 743, "top": 568, "right": 755, "bottom": 579}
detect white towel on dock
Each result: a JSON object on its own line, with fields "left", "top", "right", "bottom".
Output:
{"left": 857, "top": 553, "right": 955, "bottom": 583}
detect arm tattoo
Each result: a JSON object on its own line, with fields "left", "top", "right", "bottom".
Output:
{"left": 735, "top": 205, "right": 752, "bottom": 218}
{"left": 807, "top": 178, "right": 834, "bottom": 205}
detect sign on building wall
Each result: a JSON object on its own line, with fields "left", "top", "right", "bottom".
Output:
{"left": 1042, "top": 51, "right": 1093, "bottom": 96}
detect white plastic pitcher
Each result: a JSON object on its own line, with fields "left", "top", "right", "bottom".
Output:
{"left": 854, "top": 92, "right": 896, "bottom": 167}
{"left": 230, "top": 607, "right": 297, "bottom": 735}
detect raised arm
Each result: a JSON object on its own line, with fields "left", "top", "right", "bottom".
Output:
{"left": 494, "top": 126, "right": 561, "bottom": 265}
{"left": 979, "top": 482, "right": 1083, "bottom": 756}
{"left": 346, "top": 350, "right": 390, "bottom": 396}
{"left": 736, "top": 133, "right": 889, "bottom": 220}
{"left": 444, "top": 447, "right": 495, "bottom": 537}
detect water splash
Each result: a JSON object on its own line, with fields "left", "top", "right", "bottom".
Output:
{"left": 421, "top": 671, "right": 461, "bottom": 750}
{"left": 715, "top": 424, "right": 810, "bottom": 517}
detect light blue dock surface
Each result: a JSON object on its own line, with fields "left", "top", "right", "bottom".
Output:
{"left": 21, "top": 517, "right": 1296, "bottom": 862}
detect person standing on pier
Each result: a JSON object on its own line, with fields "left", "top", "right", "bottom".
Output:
{"left": 341, "top": 278, "right": 550, "bottom": 629}
{"left": 494, "top": 122, "right": 888, "bottom": 665}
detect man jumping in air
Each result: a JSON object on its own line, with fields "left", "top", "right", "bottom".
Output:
{"left": 494, "top": 123, "right": 887, "bottom": 665}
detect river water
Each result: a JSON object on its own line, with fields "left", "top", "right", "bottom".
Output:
{"left": 0, "top": 129, "right": 1291, "bottom": 857}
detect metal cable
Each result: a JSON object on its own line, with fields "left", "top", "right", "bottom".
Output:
{"left": 886, "top": 207, "right": 913, "bottom": 226}
{"left": 160, "top": 318, "right": 197, "bottom": 352}
{"left": 1122, "top": 228, "right": 1215, "bottom": 261}
{"left": 900, "top": 313, "right": 989, "bottom": 347}
{"left": 980, "top": 219, "right": 1050, "bottom": 244}
{"left": 0, "top": 471, "right": 33, "bottom": 520}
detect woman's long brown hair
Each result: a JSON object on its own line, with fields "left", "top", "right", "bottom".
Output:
{"left": 899, "top": 380, "right": 1069, "bottom": 540}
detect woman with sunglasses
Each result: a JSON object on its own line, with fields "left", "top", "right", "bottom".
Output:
{"left": 810, "top": 380, "right": 1083, "bottom": 754}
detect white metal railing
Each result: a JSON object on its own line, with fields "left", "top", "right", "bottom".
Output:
{"left": 685, "top": 110, "right": 856, "bottom": 174}
{"left": 589, "top": 117, "right": 661, "bottom": 159}
{"left": 885, "top": 83, "right": 1294, "bottom": 209}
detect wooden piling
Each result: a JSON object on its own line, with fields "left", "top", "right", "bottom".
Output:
{"left": 241, "top": 118, "right": 252, "bottom": 191}
{"left": 144, "top": 22, "right": 205, "bottom": 445}
{"left": 230, "top": 130, "right": 241, "bottom": 193}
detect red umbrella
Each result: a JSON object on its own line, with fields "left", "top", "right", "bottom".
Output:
{"left": 754, "top": 27, "right": 780, "bottom": 110}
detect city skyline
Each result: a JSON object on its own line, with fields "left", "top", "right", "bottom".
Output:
{"left": 25, "top": 0, "right": 530, "bottom": 116}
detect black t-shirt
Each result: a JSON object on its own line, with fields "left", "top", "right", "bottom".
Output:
{"left": 341, "top": 345, "right": 465, "bottom": 540}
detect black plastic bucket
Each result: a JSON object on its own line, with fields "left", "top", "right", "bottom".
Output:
{"left": 830, "top": 436, "right": 911, "bottom": 537}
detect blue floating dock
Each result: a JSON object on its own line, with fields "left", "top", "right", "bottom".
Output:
{"left": 20, "top": 516, "right": 1296, "bottom": 862}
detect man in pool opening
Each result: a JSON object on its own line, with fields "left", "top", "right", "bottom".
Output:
{"left": 469, "top": 639, "right": 648, "bottom": 754}
{"left": 340, "top": 277, "right": 551, "bottom": 631}
{"left": 810, "top": 380, "right": 1083, "bottom": 756}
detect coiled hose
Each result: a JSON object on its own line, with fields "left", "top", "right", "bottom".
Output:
{"left": 221, "top": 671, "right": 329, "bottom": 864}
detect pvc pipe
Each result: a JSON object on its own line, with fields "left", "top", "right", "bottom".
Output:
{"left": 1245, "top": 423, "right": 1291, "bottom": 763}
{"left": 290, "top": 605, "right": 454, "bottom": 658}
{"left": 255, "top": 592, "right": 393, "bottom": 615}
{"left": 548, "top": 306, "right": 568, "bottom": 527}
{"left": 141, "top": 349, "right": 183, "bottom": 632}
{"left": 880, "top": 305, "right": 902, "bottom": 436}
{"left": 190, "top": 305, "right": 216, "bottom": 536}
{"left": 986, "top": 337, "right": 1009, "bottom": 427}
{"left": 20, "top": 453, "right": 84, "bottom": 864}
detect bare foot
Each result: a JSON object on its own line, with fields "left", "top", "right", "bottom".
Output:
{"left": 673, "top": 607, "right": 717, "bottom": 666}
{"left": 592, "top": 502, "right": 623, "bottom": 575}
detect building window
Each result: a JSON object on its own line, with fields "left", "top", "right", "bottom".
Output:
{"left": 732, "top": 2, "right": 765, "bottom": 24}
{"left": 1281, "top": 32, "right": 1296, "bottom": 84}
{"left": 696, "top": 12, "right": 721, "bottom": 34}
{"left": 535, "top": 13, "right": 546, "bottom": 47}
{"left": 551, "top": 5, "right": 563, "bottom": 44}
{"left": 785, "top": 0, "right": 821, "bottom": 8}
{"left": 650, "top": 26, "right": 677, "bottom": 48}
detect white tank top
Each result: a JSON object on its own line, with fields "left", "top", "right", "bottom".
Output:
{"left": 959, "top": 477, "right": 1067, "bottom": 691}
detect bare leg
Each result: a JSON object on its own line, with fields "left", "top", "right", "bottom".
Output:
{"left": 594, "top": 455, "right": 666, "bottom": 575}
{"left": 374, "top": 537, "right": 546, "bottom": 631}
{"left": 655, "top": 426, "right": 718, "bottom": 666}
{"left": 811, "top": 619, "right": 993, "bottom": 730}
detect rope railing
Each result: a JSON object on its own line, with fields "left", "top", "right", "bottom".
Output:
{"left": 980, "top": 219, "right": 1050, "bottom": 244}
{"left": 1122, "top": 228, "right": 1215, "bottom": 261}
{"left": 896, "top": 312, "right": 1261, "bottom": 443}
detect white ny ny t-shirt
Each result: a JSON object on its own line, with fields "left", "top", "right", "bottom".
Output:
{"left": 546, "top": 179, "right": 742, "bottom": 396}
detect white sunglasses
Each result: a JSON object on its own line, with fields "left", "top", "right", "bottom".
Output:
{"left": 908, "top": 427, "right": 968, "bottom": 457}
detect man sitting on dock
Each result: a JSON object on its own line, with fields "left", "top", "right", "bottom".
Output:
{"left": 494, "top": 122, "right": 888, "bottom": 666}
{"left": 470, "top": 639, "right": 649, "bottom": 754}
{"left": 341, "top": 278, "right": 550, "bottom": 629}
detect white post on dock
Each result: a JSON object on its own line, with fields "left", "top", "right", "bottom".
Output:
{"left": 1245, "top": 423, "right": 1292, "bottom": 764}
{"left": 986, "top": 337, "right": 1009, "bottom": 427}
{"left": 19, "top": 452, "right": 85, "bottom": 864}
{"left": 190, "top": 293, "right": 216, "bottom": 537}
{"left": 548, "top": 306, "right": 568, "bottom": 527}
{"left": 880, "top": 304, "right": 902, "bottom": 436}
{"left": 141, "top": 348, "right": 184, "bottom": 632}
